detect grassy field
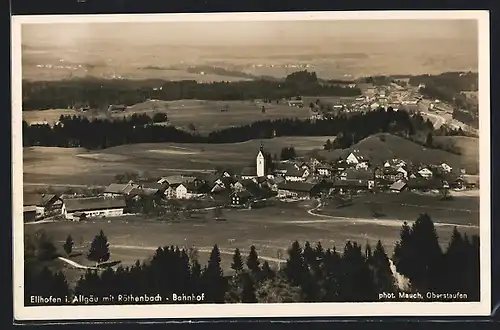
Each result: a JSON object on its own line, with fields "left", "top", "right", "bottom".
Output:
{"left": 433, "top": 136, "right": 480, "bottom": 172}
{"left": 315, "top": 133, "right": 479, "bottom": 174}
{"left": 24, "top": 196, "right": 479, "bottom": 286}
{"left": 23, "top": 136, "right": 334, "bottom": 186}
{"left": 22, "top": 99, "right": 311, "bottom": 135}
{"left": 318, "top": 191, "right": 479, "bottom": 227}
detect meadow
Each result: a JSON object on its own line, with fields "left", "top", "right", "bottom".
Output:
{"left": 22, "top": 99, "right": 312, "bottom": 135}
{"left": 24, "top": 196, "right": 479, "bottom": 286}
{"left": 23, "top": 136, "right": 334, "bottom": 186}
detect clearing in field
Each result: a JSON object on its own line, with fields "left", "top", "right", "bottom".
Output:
{"left": 24, "top": 196, "right": 479, "bottom": 286}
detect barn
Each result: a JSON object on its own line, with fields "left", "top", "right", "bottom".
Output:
{"left": 62, "top": 196, "right": 127, "bottom": 221}
{"left": 277, "top": 182, "right": 319, "bottom": 199}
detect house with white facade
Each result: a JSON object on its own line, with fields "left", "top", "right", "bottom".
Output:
{"left": 418, "top": 168, "right": 434, "bottom": 179}
{"left": 440, "top": 163, "right": 453, "bottom": 173}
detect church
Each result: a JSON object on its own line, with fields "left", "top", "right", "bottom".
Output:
{"left": 240, "top": 143, "right": 269, "bottom": 180}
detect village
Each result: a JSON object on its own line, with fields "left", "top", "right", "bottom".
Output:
{"left": 22, "top": 142, "right": 478, "bottom": 223}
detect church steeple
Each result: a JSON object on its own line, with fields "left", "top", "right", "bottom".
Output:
{"left": 256, "top": 142, "right": 265, "bottom": 177}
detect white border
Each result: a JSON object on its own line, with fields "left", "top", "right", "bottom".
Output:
{"left": 12, "top": 11, "right": 491, "bottom": 321}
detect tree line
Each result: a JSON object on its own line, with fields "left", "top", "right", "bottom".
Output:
{"left": 24, "top": 214, "right": 479, "bottom": 305}
{"left": 22, "top": 70, "right": 361, "bottom": 111}
{"left": 22, "top": 107, "right": 436, "bottom": 150}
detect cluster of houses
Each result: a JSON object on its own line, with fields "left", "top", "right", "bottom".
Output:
{"left": 22, "top": 145, "right": 478, "bottom": 223}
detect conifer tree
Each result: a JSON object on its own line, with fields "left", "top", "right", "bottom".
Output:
{"left": 246, "top": 245, "right": 260, "bottom": 275}
{"left": 87, "top": 230, "right": 110, "bottom": 266}
{"left": 284, "top": 241, "right": 306, "bottom": 287}
{"left": 372, "top": 240, "right": 396, "bottom": 294}
{"left": 261, "top": 261, "right": 276, "bottom": 281}
{"left": 241, "top": 272, "right": 258, "bottom": 303}
{"left": 231, "top": 248, "right": 244, "bottom": 273}
{"left": 63, "top": 234, "right": 74, "bottom": 257}
{"left": 203, "top": 244, "right": 225, "bottom": 302}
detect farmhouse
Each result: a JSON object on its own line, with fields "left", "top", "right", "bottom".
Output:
{"left": 346, "top": 150, "right": 369, "bottom": 165}
{"left": 175, "top": 183, "right": 204, "bottom": 199}
{"left": 332, "top": 179, "right": 374, "bottom": 194}
{"left": 407, "top": 178, "right": 443, "bottom": 192}
{"left": 23, "top": 193, "right": 63, "bottom": 221}
{"left": 230, "top": 190, "right": 253, "bottom": 206}
{"left": 277, "top": 182, "right": 319, "bottom": 199}
{"left": 62, "top": 196, "right": 126, "bottom": 221}
{"left": 317, "top": 165, "right": 334, "bottom": 177}
{"left": 285, "top": 167, "right": 310, "bottom": 182}
{"left": 103, "top": 183, "right": 138, "bottom": 197}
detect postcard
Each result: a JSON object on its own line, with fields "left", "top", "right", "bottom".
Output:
{"left": 12, "top": 10, "right": 491, "bottom": 321}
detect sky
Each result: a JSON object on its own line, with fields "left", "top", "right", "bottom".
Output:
{"left": 22, "top": 19, "right": 478, "bottom": 48}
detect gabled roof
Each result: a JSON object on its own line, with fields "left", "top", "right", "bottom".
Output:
{"left": 63, "top": 196, "right": 126, "bottom": 213}
{"left": 407, "top": 178, "right": 443, "bottom": 189}
{"left": 104, "top": 183, "right": 134, "bottom": 194}
{"left": 40, "top": 194, "right": 60, "bottom": 207}
{"left": 157, "top": 175, "right": 185, "bottom": 185}
{"left": 344, "top": 169, "right": 374, "bottom": 180}
{"left": 285, "top": 167, "right": 306, "bottom": 177}
{"left": 142, "top": 182, "right": 165, "bottom": 190}
{"left": 390, "top": 180, "right": 407, "bottom": 191}
{"left": 333, "top": 179, "right": 370, "bottom": 188}
{"left": 277, "top": 182, "right": 317, "bottom": 192}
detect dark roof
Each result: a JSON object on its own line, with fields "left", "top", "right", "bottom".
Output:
{"left": 277, "top": 182, "right": 317, "bottom": 192}
{"left": 407, "top": 178, "right": 443, "bottom": 189}
{"left": 104, "top": 183, "right": 133, "bottom": 194}
{"left": 63, "top": 196, "right": 126, "bottom": 213}
{"left": 142, "top": 182, "right": 165, "bottom": 190}
{"left": 334, "top": 179, "right": 369, "bottom": 188}
{"left": 231, "top": 190, "right": 253, "bottom": 199}
{"left": 40, "top": 194, "right": 60, "bottom": 207}
{"left": 285, "top": 167, "right": 306, "bottom": 177}
{"left": 345, "top": 169, "right": 374, "bottom": 180}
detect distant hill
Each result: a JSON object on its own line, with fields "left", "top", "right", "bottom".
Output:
{"left": 315, "top": 133, "right": 479, "bottom": 174}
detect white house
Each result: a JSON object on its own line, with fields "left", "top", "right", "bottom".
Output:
{"left": 175, "top": 183, "right": 203, "bottom": 199}
{"left": 418, "top": 168, "right": 434, "bottom": 179}
{"left": 440, "top": 163, "right": 453, "bottom": 173}
{"left": 317, "top": 166, "right": 333, "bottom": 177}
{"left": 355, "top": 162, "right": 369, "bottom": 170}
{"left": 396, "top": 167, "right": 408, "bottom": 179}
{"left": 346, "top": 150, "right": 368, "bottom": 165}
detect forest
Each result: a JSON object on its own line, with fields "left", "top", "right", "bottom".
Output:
{"left": 22, "top": 70, "right": 361, "bottom": 111}
{"left": 22, "top": 107, "right": 435, "bottom": 150}
{"left": 24, "top": 214, "right": 480, "bottom": 305}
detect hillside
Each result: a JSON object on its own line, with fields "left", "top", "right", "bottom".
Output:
{"left": 316, "top": 133, "right": 479, "bottom": 174}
